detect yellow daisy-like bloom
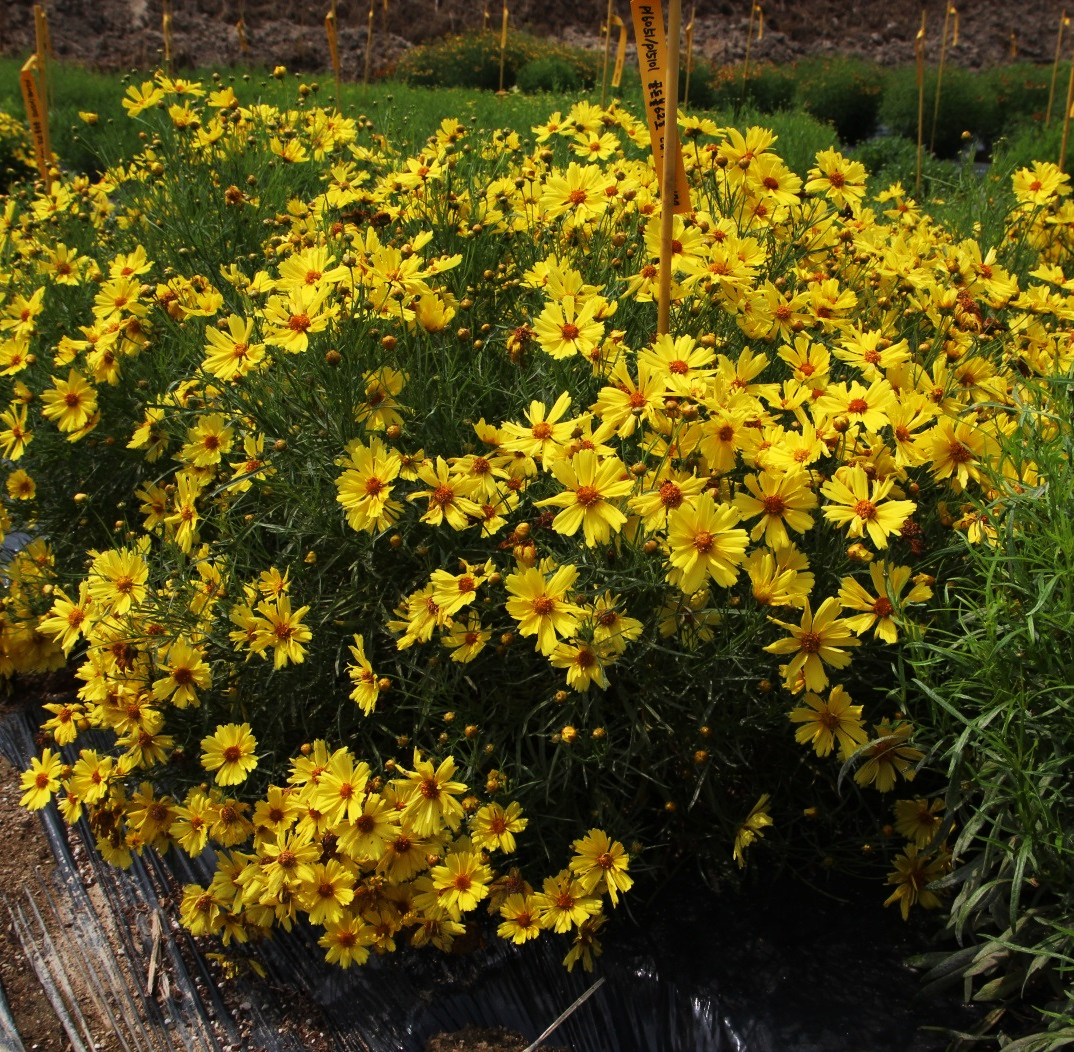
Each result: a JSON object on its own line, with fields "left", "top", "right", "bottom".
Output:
{"left": 0, "top": 402, "right": 32, "bottom": 460}
{"left": 87, "top": 547, "right": 149, "bottom": 616}
{"left": 318, "top": 914, "right": 375, "bottom": 968}
{"left": 788, "top": 685, "right": 868, "bottom": 758}
{"left": 334, "top": 792, "right": 399, "bottom": 862}
{"left": 68, "top": 749, "right": 115, "bottom": 805}
{"left": 301, "top": 860, "right": 356, "bottom": 927}
{"left": 441, "top": 611, "right": 491, "bottom": 664}
{"left": 335, "top": 436, "right": 402, "bottom": 533}
{"left": 500, "top": 391, "right": 574, "bottom": 463}
{"left": 894, "top": 797, "right": 947, "bottom": 849}
{"left": 40, "top": 369, "right": 98, "bottom": 433}
{"left": 395, "top": 750, "right": 467, "bottom": 837}
{"left": 922, "top": 418, "right": 995, "bottom": 491}
{"left": 733, "top": 468, "right": 817, "bottom": 548}
{"left": 532, "top": 296, "right": 605, "bottom": 361}
{"left": 804, "top": 148, "right": 867, "bottom": 213}
{"left": 533, "top": 870, "right": 603, "bottom": 933}
{"left": 536, "top": 449, "right": 633, "bottom": 547}
{"left": 19, "top": 747, "right": 63, "bottom": 810}
{"left": 41, "top": 700, "right": 84, "bottom": 746}
{"left": 497, "top": 894, "right": 542, "bottom": 945}
{"left": 262, "top": 284, "right": 337, "bottom": 352}
{"left": 151, "top": 635, "right": 211, "bottom": 708}
{"left": 5, "top": 468, "right": 35, "bottom": 500}
{"left": 505, "top": 564, "right": 582, "bottom": 656}
{"left": 409, "top": 456, "right": 481, "bottom": 531}
{"left": 200, "top": 722, "right": 258, "bottom": 786}
{"left": 568, "top": 828, "right": 633, "bottom": 906}
{"left": 346, "top": 634, "right": 383, "bottom": 715}
{"left": 431, "top": 850, "right": 492, "bottom": 916}
{"left": 311, "top": 748, "right": 371, "bottom": 825}
{"left": 470, "top": 801, "right": 528, "bottom": 854}
{"left": 854, "top": 720, "right": 924, "bottom": 793}
{"left": 550, "top": 639, "right": 616, "bottom": 692}
{"left": 203, "top": 314, "right": 265, "bottom": 380}
{"left": 666, "top": 492, "right": 750, "bottom": 595}
{"left": 765, "top": 596, "right": 861, "bottom": 693}
{"left": 540, "top": 161, "right": 615, "bottom": 223}
{"left": 250, "top": 595, "right": 312, "bottom": 669}
{"left": 821, "top": 465, "right": 916, "bottom": 549}
{"left": 838, "top": 562, "right": 933, "bottom": 644}
{"left": 883, "top": 845, "right": 949, "bottom": 920}
{"left": 180, "top": 413, "right": 234, "bottom": 468}
{"left": 733, "top": 794, "right": 774, "bottom": 869}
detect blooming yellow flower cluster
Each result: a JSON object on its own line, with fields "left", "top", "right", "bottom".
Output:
{"left": 2, "top": 70, "right": 1072, "bottom": 938}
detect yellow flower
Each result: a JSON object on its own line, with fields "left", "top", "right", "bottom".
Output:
{"left": 497, "top": 894, "right": 542, "bottom": 945}
{"left": 536, "top": 449, "right": 633, "bottom": 547}
{"left": 409, "top": 456, "right": 481, "bottom": 531}
{"left": 318, "top": 914, "right": 375, "bottom": 968}
{"left": 733, "top": 469, "right": 817, "bottom": 547}
{"left": 533, "top": 870, "right": 602, "bottom": 933}
{"left": 788, "top": 685, "right": 867, "bottom": 758}
{"left": 87, "top": 547, "right": 149, "bottom": 616}
{"left": 180, "top": 413, "right": 234, "bottom": 468}
{"left": 854, "top": 720, "right": 924, "bottom": 792}
{"left": 335, "top": 436, "right": 402, "bottom": 533}
{"left": 346, "top": 634, "right": 383, "bottom": 714}
{"left": 152, "top": 635, "right": 211, "bottom": 708}
{"left": 884, "top": 845, "right": 949, "bottom": 920}
{"left": 200, "top": 723, "right": 258, "bottom": 786}
{"left": 5, "top": 468, "right": 34, "bottom": 500}
{"left": 838, "top": 561, "right": 933, "bottom": 644}
{"left": 203, "top": 315, "right": 265, "bottom": 380}
{"left": 395, "top": 750, "right": 467, "bottom": 837}
{"left": 441, "top": 612, "right": 491, "bottom": 664}
{"left": 470, "top": 801, "right": 528, "bottom": 854}
{"left": 505, "top": 564, "right": 582, "bottom": 656}
{"left": 40, "top": 370, "right": 98, "bottom": 433}
{"left": 568, "top": 828, "right": 633, "bottom": 906}
{"left": 666, "top": 493, "right": 750, "bottom": 595}
{"left": 532, "top": 296, "right": 605, "bottom": 360}
{"left": 733, "top": 794, "right": 773, "bottom": 868}
{"left": 821, "top": 466, "right": 916, "bottom": 549}
{"left": 765, "top": 597, "right": 861, "bottom": 693}
{"left": 301, "top": 860, "right": 355, "bottom": 926}
{"left": 894, "top": 797, "right": 947, "bottom": 849}
{"left": 431, "top": 850, "right": 492, "bottom": 916}
{"left": 19, "top": 747, "right": 63, "bottom": 810}
{"left": 250, "top": 595, "right": 312, "bottom": 669}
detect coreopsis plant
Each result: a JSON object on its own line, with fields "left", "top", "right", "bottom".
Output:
{"left": 2, "top": 68, "right": 1073, "bottom": 972}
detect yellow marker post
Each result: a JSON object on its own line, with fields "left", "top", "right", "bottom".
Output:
{"left": 1010, "top": 29, "right": 1017, "bottom": 59}
{"left": 930, "top": 5, "right": 955, "bottom": 155}
{"left": 498, "top": 4, "right": 509, "bottom": 94}
{"left": 483, "top": 4, "right": 490, "bottom": 31}
{"left": 611, "top": 15, "right": 627, "bottom": 89}
{"left": 162, "top": 0, "right": 173, "bottom": 69}
{"left": 33, "top": 4, "right": 52, "bottom": 112}
{"left": 237, "top": 0, "right": 249, "bottom": 56}
{"left": 1061, "top": 60, "right": 1074, "bottom": 171}
{"left": 601, "top": 0, "right": 614, "bottom": 108}
{"left": 915, "top": 14, "right": 926, "bottom": 194}
{"left": 364, "top": 0, "right": 374, "bottom": 84}
{"left": 20, "top": 54, "right": 50, "bottom": 180}
{"left": 630, "top": 0, "right": 690, "bottom": 336}
{"left": 1048, "top": 12, "right": 1070, "bottom": 127}
{"left": 325, "top": 4, "right": 341, "bottom": 107}
{"left": 741, "top": 3, "right": 761, "bottom": 112}
{"left": 683, "top": 5, "right": 695, "bottom": 109}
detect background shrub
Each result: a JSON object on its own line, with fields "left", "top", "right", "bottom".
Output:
{"left": 880, "top": 65, "right": 999, "bottom": 159}
{"left": 516, "top": 57, "right": 581, "bottom": 95}
{"left": 706, "top": 62, "right": 795, "bottom": 115}
{"left": 796, "top": 57, "right": 883, "bottom": 145}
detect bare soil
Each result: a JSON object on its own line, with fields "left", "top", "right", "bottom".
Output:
{"left": 0, "top": 0, "right": 1065, "bottom": 76}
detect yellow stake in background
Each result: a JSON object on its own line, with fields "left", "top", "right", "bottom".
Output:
{"left": 33, "top": 4, "right": 53, "bottom": 112}
{"left": 601, "top": 0, "right": 614, "bottom": 107}
{"left": 930, "top": 5, "right": 956, "bottom": 155}
{"left": 611, "top": 14, "right": 627, "bottom": 89}
{"left": 325, "top": 3, "right": 341, "bottom": 107}
{"left": 741, "top": 2, "right": 762, "bottom": 112}
{"left": 1048, "top": 12, "right": 1070, "bottom": 127}
{"left": 915, "top": 13, "right": 926, "bottom": 194}
{"left": 237, "top": 0, "right": 249, "bottom": 56}
{"left": 364, "top": 0, "right": 375, "bottom": 84}
{"left": 20, "top": 53, "right": 50, "bottom": 180}
{"left": 162, "top": 0, "right": 173, "bottom": 69}
{"left": 683, "top": 5, "right": 695, "bottom": 109}
{"left": 1061, "top": 55, "right": 1074, "bottom": 171}
{"left": 498, "top": 4, "right": 509, "bottom": 94}
{"left": 630, "top": 0, "right": 690, "bottom": 336}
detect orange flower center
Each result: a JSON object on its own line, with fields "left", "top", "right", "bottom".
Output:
{"left": 560, "top": 323, "right": 580, "bottom": 341}
{"left": 365, "top": 476, "right": 384, "bottom": 496}
{"left": 432, "top": 484, "right": 454, "bottom": 506}
{"left": 568, "top": 189, "right": 587, "bottom": 205}
{"left": 532, "top": 596, "right": 555, "bottom": 615}
{"left": 223, "top": 745, "right": 243, "bottom": 763}
{"left": 693, "top": 531, "right": 714, "bottom": 554}
{"left": 949, "top": 441, "right": 973, "bottom": 463}
{"left": 762, "top": 494, "right": 787, "bottom": 517}
{"left": 659, "top": 481, "right": 683, "bottom": 509}
{"left": 288, "top": 313, "right": 312, "bottom": 332}
{"left": 531, "top": 421, "right": 553, "bottom": 440}
{"left": 872, "top": 597, "right": 894, "bottom": 617}
{"left": 575, "top": 485, "right": 601, "bottom": 507}
{"left": 799, "top": 631, "right": 822, "bottom": 653}
{"left": 853, "top": 499, "right": 877, "bottom": 520}
{"left": 846, "top": 398, "right": 868, "bottom": 414}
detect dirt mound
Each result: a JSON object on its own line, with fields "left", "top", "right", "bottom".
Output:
{"left": 0, "top": 0, "right": 1064, "bottom": 75}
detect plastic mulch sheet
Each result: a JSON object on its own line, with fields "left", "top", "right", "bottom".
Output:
{"left": 1, "top": 703, "right": 978, "bottom": 1051}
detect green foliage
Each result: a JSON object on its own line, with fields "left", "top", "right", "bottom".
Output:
{"left": 706, "top": 63, "right": 796, "bottom": 115}
{"left": 795, "top": 57, "right": 883, "bottom": 145}
{"left": 393, "top": 31, "right": 598, "bottom": 92}
{"left": 984, "top": 62, "right": 1053, "bottom": 136}
{"left": 516, "top": 57, "right": 582, "bottom": 95}
{"left": 905, "top": 389, "right": 1074, "bottom": 1045}
{"left": 880, "top": 65, "right": 999, "bottom": 159}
